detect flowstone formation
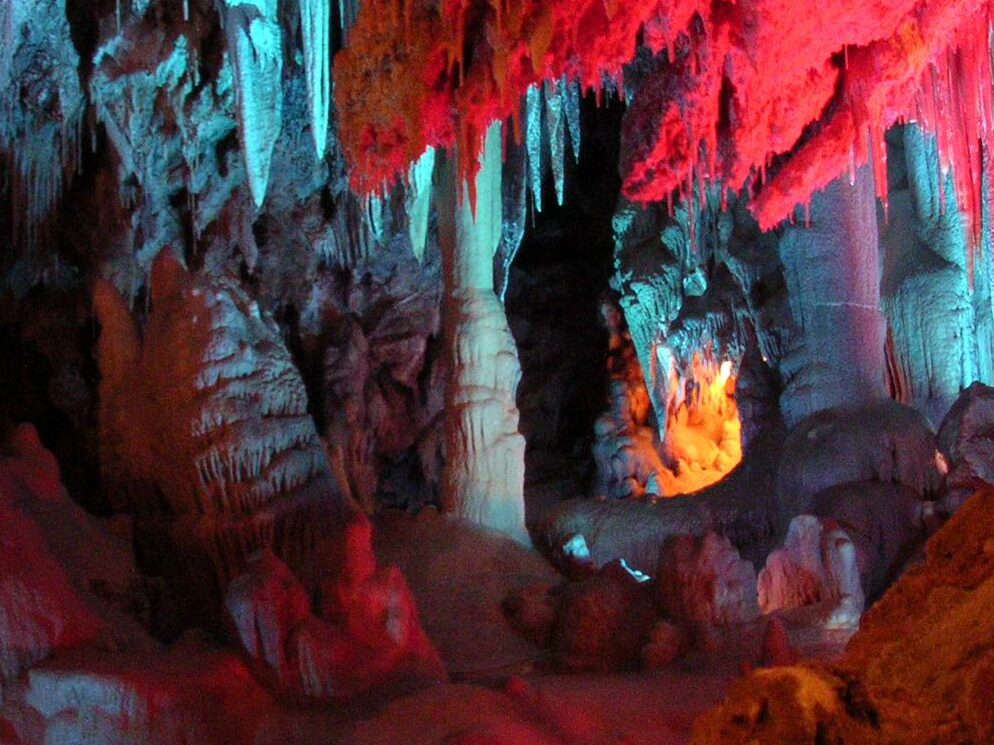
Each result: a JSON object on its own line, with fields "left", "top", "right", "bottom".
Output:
{"left": 93, "top": 251, "right": 370, "bottom": 621}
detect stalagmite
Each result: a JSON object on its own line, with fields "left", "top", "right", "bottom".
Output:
{"left": 299, "top": 0, "right": 331, "bottom": 157}
{"left": 777, "top": 165, "right": 887, "bottom": 427}
{"left": 436, "top": 122, "right": 528, "bottom": 544}
{"left": 224, "top": 0, "right": 283, "bottom": 208}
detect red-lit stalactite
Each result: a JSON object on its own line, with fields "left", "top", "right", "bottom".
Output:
{"left": 335, "top": 0, "right": 994, "bottom": 265}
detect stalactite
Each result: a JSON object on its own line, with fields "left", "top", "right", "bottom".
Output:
{"left": 405, "top": 146, "right": 435, "bottom": 262}
{"left": 336, "top": 0, "right": 994, "bottom": 276}
{"left": 494, "top": 137, "right": 528, "bottom": 301}
{"left": 0, "top": 0, "right": 84, "bottom": 257}
{"left": 524, "top": 84, "right": 543, "bottom": 213}
{"left": 224, "top": 0, "right": 284, "bottom": 208}
{"left": 543, "top": 79, "right": 566, "bottom": 206}
{"left": 299, "top": 0, "right": 331, "bottom": 158}
{"left": 563, "top": 76, "right": 581, "bottom": 163}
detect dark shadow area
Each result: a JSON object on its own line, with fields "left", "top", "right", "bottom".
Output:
{"left": 506, "top": 94, "right": 624, "bottom": 522}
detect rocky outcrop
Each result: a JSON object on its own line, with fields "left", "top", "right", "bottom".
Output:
{"left": 656, "top": 533, "right": 759, "bottom": 636}
{"left": 938, "top": 381, "right": 994, "bottom": 510}
{"left": 551, "top": 561, "right": 657, "bottom": 673}
{"left": 225, "top": 539, "right": 445, "bottom": 701}
{"left": 693, "top": 487, "right": 994, "bottom": 745}
{"left": 504, "top": 559, "right": 682, "bottom": 673}
{"left": 776, "top": 399, "right": 943, "bottom": 517}
{"left": 94, "top": 251, "right": 365, "bottom": 626}
{"left": 0, "top": 423, "right": 151, "bottom": 699}
{"left": 811, "top": 481, "right": 927, "bottom": 599}
{"left": 757, "top": 515, "right": 864, "bottom": 630}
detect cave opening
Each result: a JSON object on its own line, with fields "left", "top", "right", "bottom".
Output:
{"left": 658, "top": 353, "right": 742, "bottom": 497}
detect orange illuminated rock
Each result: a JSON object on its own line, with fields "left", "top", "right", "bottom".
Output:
{"left": 659, "top": 356, "right": 742, "bottom": 497}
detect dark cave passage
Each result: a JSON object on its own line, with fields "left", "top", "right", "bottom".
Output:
{"left": 506, "top": 95, "right": 624, "bottom": 522}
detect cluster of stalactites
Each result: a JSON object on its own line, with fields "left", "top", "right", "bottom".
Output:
{"left": 1, "top": 0, "right": 85, "bottom": 257}
{"left": 335, "top": 0, "right": 994, "bottom": 273}
{"left": 391, "top": 75, "right": 580, "bottom": 267}
{"left": 523, "top": 77, "right": 581, "bottom": 212}
{"left": 160, "top": 0, "right": 352, "bottom": 207}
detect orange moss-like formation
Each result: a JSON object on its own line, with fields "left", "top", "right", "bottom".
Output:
{"left": 692, "top": 487, "right": 994, "bottom": 744}
{"left": 336, "top": 0, "right": 994, "bottom": 259}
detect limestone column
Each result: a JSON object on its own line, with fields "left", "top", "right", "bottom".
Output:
{"left": 436, "top": 122, "right": 529, "bottom": 544}
{"left": 777, "top": 164, "right": 887, "bottom": 427}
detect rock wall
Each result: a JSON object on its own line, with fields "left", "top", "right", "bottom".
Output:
{"left": 94, "top": 251, "right": 366, "bottom": 628}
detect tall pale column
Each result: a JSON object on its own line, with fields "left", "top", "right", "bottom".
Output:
{"left": 777, "top": 164, "right": 887, "bottom": 427}
{"left": 436, "top": 122, "right": 529, "bottom": 544}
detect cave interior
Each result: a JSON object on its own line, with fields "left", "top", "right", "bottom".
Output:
{"left": 3, "top": 0, "right": 994, "bottom": 743}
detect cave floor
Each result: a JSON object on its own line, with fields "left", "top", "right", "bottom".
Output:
{"left": 337, "top": 669, "right": 734, "bottom": 744}
{"left": 363, "top": 509, "right": 848, "bottom": 744}
{"left": 364, "top": 509, "right": 734, "bottom": 743}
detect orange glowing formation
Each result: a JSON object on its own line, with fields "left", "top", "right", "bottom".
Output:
{"left": 658, "top": 355, "right": 741, "bottom": 497}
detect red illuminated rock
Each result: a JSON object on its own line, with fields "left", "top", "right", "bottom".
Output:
{"left": 552, "top": 561, "right": 657, "bottom": 672}
{"left": 336, "top": 0, "right": 994, "bottom": 255}
{"left": 226, "top": 540, "right": 446, "bottom": 701}
{"left": 938, "top": 382, "right": 994, "bottom": 510}
{"left": 0, "top": 424, "right": 150, "bottom": 698}
{"left": 656, "top": 533, "right": 759, "bottom": 635}
{"left": 641, "top": 621, "right": 687, "bottom": 670}
{"left": 757, "top": 515, "right": 864, "bottom": 629}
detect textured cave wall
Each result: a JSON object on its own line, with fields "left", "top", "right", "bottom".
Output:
{"left": 605, "top": 175, "right": 784, "bottom": 499}
{"left": 881, "top": 124, "right": 994, "bottom": 426}
{"left": 0, "top": 0, "right": 84, "bottom": 271}
{"left": 0, "top": 0, "right": 452, "bottom": 530}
